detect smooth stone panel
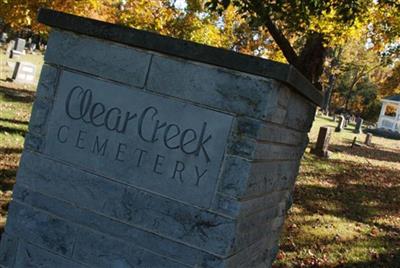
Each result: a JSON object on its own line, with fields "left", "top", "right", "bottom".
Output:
{"left": 44, "top": 70, "right": 233, "bottom": 208}
{"left": 45, "top": 30, "right": 152, "bottom": 88}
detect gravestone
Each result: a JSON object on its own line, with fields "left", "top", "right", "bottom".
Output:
{"left": 9, "top": 38, "right": 26, "bottom": 58}
{"left": 6, "top": 40, "right": 15, "bottom": 56}
{"left": 335, "top": 115, "right": 345, "bottom": 132}
{"left": 0, "top": 9, "right": 323, "bottom": 268}
{"left": 310, "top": 126, "right": 332, "bottom": 158}
{"left": 354, "top": 117, "right": 363, "bottom": 134}
{"left": 365, "top": 133, "right": 373, "bottom": 146}
{"left": 351, "top": 136, "right": 358, "bottom": 148}
{"left": 0, "top": 33, "right": 7, "bottom": 43}
{"left": 343, "top": 118, "right": 349, "bottom": 127}
{"left": 29, "top": 43, "right": 37, "bottom": 53}
{"left": 11, "top": 62, "right": 36, "bottom": 84}
{"left": 350, "top": 115, "right": 355, "bottom": 124}
{"left": 13, "top": 38, "right": 26, "bottom": 52}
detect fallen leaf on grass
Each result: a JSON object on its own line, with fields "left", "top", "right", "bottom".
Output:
{"left": 276, "top": 251, "right": 286, "bottom": 260}
{"left": 370, "top": 226, "right": 380, "bottom": 237}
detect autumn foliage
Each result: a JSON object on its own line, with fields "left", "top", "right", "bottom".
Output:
{"left": 0, "top": 0, "right": 399, "bottom": 119}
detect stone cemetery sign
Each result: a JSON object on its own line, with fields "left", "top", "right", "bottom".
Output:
{"left": 11, "top": 62, "right": 36, "bottom": 84}
{"left": 0, "top": 9, "right": 322, "bottom": 267}
{"left": 47, "top": 71, "right": 232, "bottom": 207}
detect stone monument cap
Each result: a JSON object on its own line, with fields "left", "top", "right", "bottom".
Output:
{"left": 37, "top": 8, "right": 322, "bottom": 106}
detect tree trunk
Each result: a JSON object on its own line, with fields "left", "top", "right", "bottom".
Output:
{"left": 261, "top": 16, "right": 299, "bottom": 67}
{"left": 323, "top": 74, "right": 335, "bottom": 113}
{"left": 251, "top": 4, "right": 326, "bottom": 90}
{"left": 262, "top": 16, "right": 326, "bottom": 90}
{"left": 297, "top": 32, "right": 326, "bottom": 90}
{"left": 322, "top": 48, "right": 342, "bottom": 113}
{"left": 344, "top": 94, "right": 351, "bottom": 111}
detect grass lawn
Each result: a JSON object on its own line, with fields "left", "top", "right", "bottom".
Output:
{"left": 0, "top": 49, "right": 399, "bottom": 266}
{"left": 0, "top": 89, "right": 33, "bottom": 231}
{"left": 0, "top": 47, "right": 38, "bottom": 232}
{"left": 274, "top": 115, "right": 400, "bottom": 267}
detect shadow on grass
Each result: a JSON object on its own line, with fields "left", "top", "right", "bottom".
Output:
{"left": 296, "top": 180, "right": 400, "bottom": 226}
{"left": 0, "top": 126, "right": 26, "bottom": 136}
{"left": 0, "top": 86, "right": 35, "bottom": 103}
{"left": 331, "top": 144, "right": 400, "bottom": 163}
{"left": 341, "top": 251, "right": 400, "bottom": 268}
{"left": 0, "top": 168, "right": 17, "bottom": 191}
{"left": 0, "top": 147, "right": 23, "bottom": 154}
{"left": 283, "top": 156, "right": 400, "bottom": 266}
{"left": 0, "top": 117, "right": 28, "bottom": 125}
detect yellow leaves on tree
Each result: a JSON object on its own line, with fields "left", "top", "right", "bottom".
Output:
{"left": 0, "top": 0, "right": 264, "bottom": 55}
{"left": 117, "top": 1, "right": 242, "bottom": 49}
{"left": 0, "top": 0, "right": 117, "bottom": 33}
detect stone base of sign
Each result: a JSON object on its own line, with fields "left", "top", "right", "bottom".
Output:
{"left": 0, "top": 9, "right": 322, "bottom": 268}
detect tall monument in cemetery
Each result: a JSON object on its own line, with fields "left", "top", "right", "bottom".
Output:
{"left": 0, "top": 9, "right": 322, "bottom": 267}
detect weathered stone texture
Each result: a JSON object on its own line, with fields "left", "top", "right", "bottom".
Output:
{"left": 0, "top": 10, "right": 319, "bottom": 268}
{"left": 146, "top": 55, "right": 280, "bottom": 121}
{"left": 45, "top": 30, "right": 152, "bottom": 88}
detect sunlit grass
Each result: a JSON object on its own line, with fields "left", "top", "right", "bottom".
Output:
{"left": 0, "top": 89, "right": 32, "bottom": 232}
{"left": 274, "top": 115, "right": 400, "bottom": 267}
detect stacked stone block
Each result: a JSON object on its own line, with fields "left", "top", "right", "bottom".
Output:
{"left": 0, "top": 9, "right": 320, "bottom": 267}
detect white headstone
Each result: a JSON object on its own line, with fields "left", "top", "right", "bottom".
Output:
{"left": 14, "top": 38, "right": 26, "bottom": 52}
{"left": 12, "top": 62, "right": 36, "bottom": 84}
{"left": 0, "top": 32, "right": 7, "bottom": 43}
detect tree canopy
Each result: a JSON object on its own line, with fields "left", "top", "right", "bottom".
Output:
{"left": 206, "top": 0, "right": 400, "bottom": 87}
{"left": 0, "top": 0, "right": 399, "bottom": 120}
